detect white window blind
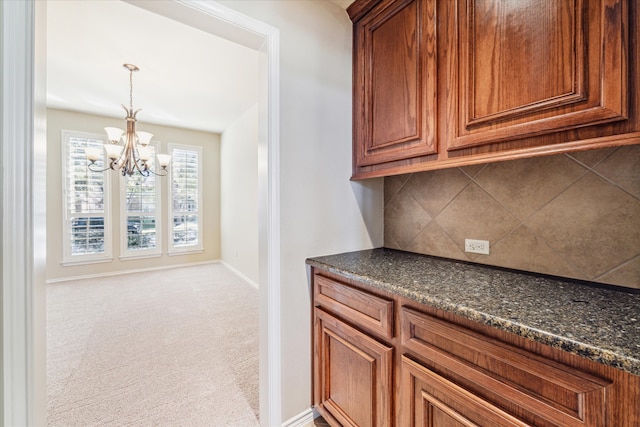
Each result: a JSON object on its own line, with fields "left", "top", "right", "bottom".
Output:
{"left": 169, "top": 144, "right": 202, "bottom": 252}
{"left": 121, "top": 144, "right": 161, "bottom": 257}
{"left": 62, "top": 130, "right": 111, "bottom": 263}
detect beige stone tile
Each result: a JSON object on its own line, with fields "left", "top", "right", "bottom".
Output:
{"left": 406, "top": 221, "right": 470, "bottom": 261}
{"left": 596, "top": 256, "right": 640, "bottom": 289}
{"left": 567, "top": 147, "right": 616, "bottom": 167}
{"left": 384, "top": 190, "right": 431, "bottom": 247}
{"left": 594, "top": 145, "right": 640, "bottom": 199}
{"left": 435, "top": 183, "right": 520, "bottom": 251}
{"left": 489, "top": 225, "right": 584, "bottom": 279}
{"left": 384, "top": 173, "right": 411, "bottom": 207}
{"left": 404, "top": 168, "right": 471, "bottom": 217}
{"left": 525, "top": 172, "right": 640, "bottom": 279}
{"left": 474, "top": 154, "right": 585, "bottom": 220}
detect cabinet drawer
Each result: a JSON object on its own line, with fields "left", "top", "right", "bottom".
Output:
{"left": 314, "top": 274, "right": 394, "bottom": 339}
{"left": 401, "top": 356, "right": 531, "bottom": 426}
{"left": 401, "top": 307, "right": 611, "bottom": 426}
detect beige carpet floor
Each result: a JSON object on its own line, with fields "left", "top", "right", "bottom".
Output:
{"left": 47, "top": 263, "right": 259, "bottom": 426}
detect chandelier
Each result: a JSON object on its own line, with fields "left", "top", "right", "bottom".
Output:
{"left": 86, "top": 64, "right": 171, "bottom": 176}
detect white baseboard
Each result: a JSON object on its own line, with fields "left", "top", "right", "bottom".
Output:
{"left": 46, "top": 260, "right": 219, "bottom": 284}
{"left": 220, "top": 260, "right": 260, "bottom": 289}
{"left": 282, "top": 408, "right": 318, "bottom": 427}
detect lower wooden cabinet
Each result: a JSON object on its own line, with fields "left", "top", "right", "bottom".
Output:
{"left": 311, "top": 269, "right": 640, "bottom": 426}
{"left": 313, "top": 309, "right": 393, "bottom": 426}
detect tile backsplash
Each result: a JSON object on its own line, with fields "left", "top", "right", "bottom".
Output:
{"left": 384, "top": 145, "right": 640, "bottom": 289}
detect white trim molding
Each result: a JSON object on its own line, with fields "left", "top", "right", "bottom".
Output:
{"left": 2, "top": 0, "right": 48, "bottom": 425}
{"left": 46, "top": 260, "right": 219, "bottom": 284}
{"left": 220, "top": 261, "right": 259, "bottom": 290}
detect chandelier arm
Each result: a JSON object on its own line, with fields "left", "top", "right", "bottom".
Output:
{"left": 143, "top": 167, "right": 168, "bottom": 177}
{"left": 127, "top": 120, "right": 148, "bottom": 177}
{"left": 109, "top": 144, "right": 128, "bottom": 171}
{"left": 87, "top": 163, "right": 111, "bottom": 173}
{"left": 123, "top": 137, "right": 158, "bottom": 177}
{"left": 131, "top": 149, "right": 148, "bottom": 177}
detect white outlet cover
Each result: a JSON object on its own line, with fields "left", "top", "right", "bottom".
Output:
{"left": 465, "top": 238, "right": 490, "bottom": 255}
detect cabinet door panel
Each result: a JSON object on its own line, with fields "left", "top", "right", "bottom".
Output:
{"left": 449, "top": 0, "right": 628, "bottom": 150}
{"left": 354, "top": 0, "right": 437, "bottom": 168}
{"left": 314, "top": 309, "right": 393, "bottom": 427}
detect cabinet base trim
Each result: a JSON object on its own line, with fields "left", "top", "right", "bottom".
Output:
{"left": 282, "top": 408, "right": 318, "bottom": 427}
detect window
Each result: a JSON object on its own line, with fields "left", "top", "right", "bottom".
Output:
{"left": 121, "top": 144, "right": 161, "bottom": 258}
{"left": 62, "top": 130, "right": 111, "bottom": 264}
{"left": 168, "top": 144, "right": 202, "bottom": 253}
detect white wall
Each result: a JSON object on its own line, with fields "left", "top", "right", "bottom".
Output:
{"left": 46, "top": 108, "right": 221, "bottom": 281}
{"left": 221, "top": 103, "right": 259, "bottom": 285}
{"left": 219, "top": 1, "right": 384, "bottom": 421}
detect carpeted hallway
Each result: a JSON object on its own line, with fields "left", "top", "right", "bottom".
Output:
{"left": 47, "top": 263, "right": 259, "bottom": 426}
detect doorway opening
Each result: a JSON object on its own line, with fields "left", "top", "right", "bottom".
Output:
{"left": 2, "top": 1, "right": 281, "bottom": 426}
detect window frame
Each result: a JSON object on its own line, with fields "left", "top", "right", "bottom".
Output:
{"left": 119, "top": 141, "right": 163, "bottom": 260}
{"left": 167, "top": 143, "right": 203, "bottom": 255}
{"left": 61, "top": 129, "right": 112, "bottom": 265}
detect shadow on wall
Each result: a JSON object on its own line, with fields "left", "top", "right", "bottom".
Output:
{"left": 351, "top": 178, "right": 385, "bottom": 248}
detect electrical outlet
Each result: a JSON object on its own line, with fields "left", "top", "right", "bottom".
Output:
{"left": 465, "top": 239, "right": 490, "bottom": 255}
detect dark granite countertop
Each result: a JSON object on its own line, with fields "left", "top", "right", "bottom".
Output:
{"left": 306, "top": 248, "right": 640, "bottom": 376}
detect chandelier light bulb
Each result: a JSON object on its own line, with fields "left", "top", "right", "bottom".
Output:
{"left": 104, "top": 127, "right": 124, "bottom": 143}
{"left": 136, "top": 131, "right": 153, "bottom": 147}
{"left": 85, "top": 147, "right": 103, "bottom": 163}
{"left": 138, "top": 146, "right": 152, "bottom": 162}
{"left": 104, "top": 143, "right": 123, "bottom": 161}
{"left": 156, "top": 154, "right": 172, "bottom": 169}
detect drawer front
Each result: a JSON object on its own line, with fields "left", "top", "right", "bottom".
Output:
{"left": 400, "top": 356, "right": 531, "bottom": 427}
{"left": 314, "top": 274, "right": 394, "bottom": 339}
{"left": 401, "top": 307, "right": 611, "bottom": 427}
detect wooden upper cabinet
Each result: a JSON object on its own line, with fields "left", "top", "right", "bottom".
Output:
{"left": 449, "top": 0, "right": 628, "bottom": 151}
{"left": 352, "top": 0, "right": 437, "bottom": 171}
{"left": 348, "top": 0, "right": 638, "bottom": 179}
